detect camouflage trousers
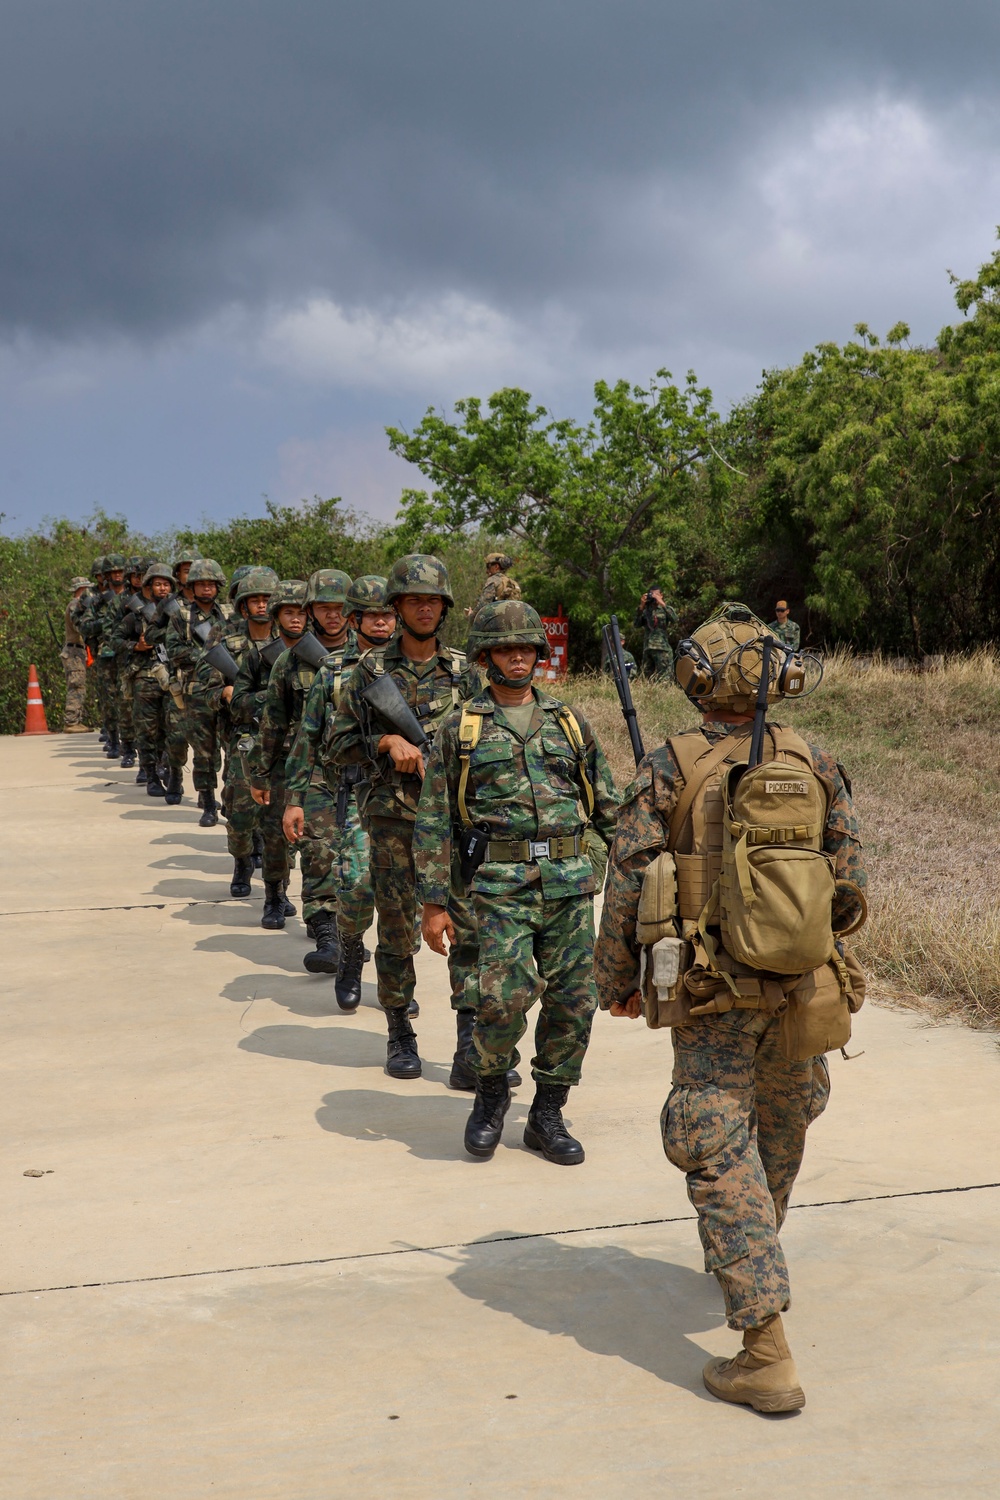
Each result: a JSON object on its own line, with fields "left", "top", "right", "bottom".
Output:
{"left": 186, "top": 696, "right": 224, "bottom": 793}
{"left": 471, "top": 886, "right": 597, "bottom": 1086}
{"left": 259, "top": 768, "right": 291, "bottom": 885}
{"left": 661, "top": 1009, "right": 831, "bottom": 1331}
{"left": 368, "top": 816, "right": 476, "bottom": 1013}
{"left": 118, "top": 666, "right": 138, "bottom": 746}
{"left": 165, "top": 695, "right": 189, "bottom": 771}
{"left": 133, "top": 674, "right": 169, "bottom": 764}
{"left": 221, "top": 737, "right": 260, "bottom": 860}
{"left": 300, "top": 780, "right": 375, "bottom": 933}
{"left": 96, "top": 657, "right": 118, "bottom": 733}
{"left": 60, "top": 645, "right": 87, "bottom": 727}
{"left": 641, "top": 645, "right": 674, "bottom": 681}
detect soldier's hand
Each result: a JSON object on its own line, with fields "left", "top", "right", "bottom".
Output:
{"left": 640, "top": 592, "right": 648, "bottom": 606}
{"left": 422, "top": 903, "right": 455, "bottom": 956}
{"left": 378, "top": 734, "right": 425, "bottom": 778}
{"left": 221, "top": 685, "right": 234, "bottom": 704}
{"left": 251, "top": 786, "right": 270, "bottom": 806}
{"left": 283, "top": 804, "right": 305, "bottom": 841}
{"left": 610, "top": 992, "right": 643, "bottom": 1019}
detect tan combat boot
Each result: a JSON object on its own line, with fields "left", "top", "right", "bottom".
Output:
{"left": 702, "top": 1314, "right": 805, "bottom": 1413}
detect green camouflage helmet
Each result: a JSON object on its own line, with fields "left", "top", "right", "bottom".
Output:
{"left": 172, "top": 547, "right": 202, "bottom": 576}
{"left": 142, "top": 563, "right": 175, "bottom": 588}
{"left": 127, "top": 555, "right": 151, "bottom": 578}
{"left": 347, "top": 574, "right": 390, "bottom": 613}
{"left": 235, "top": 566, "right": 280, "bottom": 607}
{"left": 306, "top": 568, "right": 352, "bottom": 605}
{"left": 227, "top": 564, "right": 256, "bottom": 601}
{"left": 91, "top": 556, "right": 106, "bottom": 578}
{"left": 468, "top": 600, "right": 549, "bottom": 661}
{"left": 267, "top": 579, "right": 308, "bottom": 617}
{"left": 484, "top": 551, "right": 513, "bottom": 570}
{"left": 187, "top": 558, "right": 227, "bottom": 587}
{"left": 70, "top": 576, "right": 91, "bottom": 592}
{"left": 103, "top": 552, "right": 127, "bottom": 572}
{"left": 385, "top": 553, "right": 454, "bottom": 607}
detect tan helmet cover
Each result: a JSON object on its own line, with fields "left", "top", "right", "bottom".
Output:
{"left": 676, "top": 602, "right": 785, "bottom": 714}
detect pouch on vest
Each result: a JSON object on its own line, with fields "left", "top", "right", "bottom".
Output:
{"left": 641, "top": 935, "right": 694, "bottom": 1029}
{"left": 719, "top": 760, "right": 835, "bottom": 975}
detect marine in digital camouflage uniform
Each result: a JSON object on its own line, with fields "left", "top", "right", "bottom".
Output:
{"left": 62, "top": 578, "right": 91, "bottom": 730}
{"left": 416, "top": 599, "right": 618, "bottom": 1164}
{"left": 193, "top": 567, "right": 279, "bottom": 896}
{"left": 328, "top": 554, "right": 477, "bottom": 1080}
{"left": 594, "top": 601, "right": 867, "bottom": 1413}
{"left": 165, "top": 559, "right": 229, "bottom": 825}
{"left": 769, "top": 600, "right": 801, "bottom": 651}
{"left": 284, "top": 574, "right": 395, "bottom": 1004}
{"left": 634, "top": 586, "right": 678, "bottom": 681}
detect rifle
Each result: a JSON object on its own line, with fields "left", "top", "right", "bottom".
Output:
{"left": 292, "top": 632, "right": 332, "bottom": 670}
{"left": 748, "top": 635, "right": 775, "bottom": 769}
{"left": 360, "top": 673, "right": 429, "bottom": 771}
{"left": 44, "top": 610, "right": 61, "bottom": 649}
{"left": 258, "top": 636, "right": 286, "bottom": 669}
{"left": 602, "top": 614, "right": 645, "bottom": 767}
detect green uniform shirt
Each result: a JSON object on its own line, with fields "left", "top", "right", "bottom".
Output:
{"left": 634, "top": 599, "right": 677, "bottom": 652}
{"left": 249, "top": 636, "right": 331, "bottom": 790}
{"left": 769, "top": 618, "right": 801, "bottom": 651}
{"left": 284, "top": 633, "right": 362, "bottom": 802}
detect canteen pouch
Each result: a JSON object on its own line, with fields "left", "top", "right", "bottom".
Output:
{"left": 779, "top": 957, "right": 858, "bottom": 1061}
{"left": 636, "top": 851, "right": 678, "bottom": 944}
{"left": 642, "top": 935, "right": 693, "bottom": 1029}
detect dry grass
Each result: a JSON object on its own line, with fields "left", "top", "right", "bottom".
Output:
{"left": 565, "top": 652, "right": 1000, "bottom": 1028}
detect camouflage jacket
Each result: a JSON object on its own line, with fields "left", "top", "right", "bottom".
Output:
{"left": 190, "top": 619, "right": 278, "bottom": 713}
{"left": 64, "top": 602, "right": 85, "bottom": 648}
{"left": 593, "top": 719, "right": 866, "bottom": 1008}
{"left": 769, "top": 618, "right": 801, "bottom": 651}
{"left": 329, "top": 634, "right": 473, "bottom": 823}
{"left": 474, "top": 574, "right": 521, "bottom": 610}
{"left": 413, "top": 687, "right": 619, "bottom": 903}
{"left": 164, "top": 599, "right": 229, "bottom": 692}
{"left": 229, "top": 640, "right": 276, "bottom": 734}
{"left": 634, "top": 599, "right": 678, "bottom": 652}
{"left": 249, "top": 636, "right": 329, "bottom": 790}
{"left": 284, "top": 632, "right": 361, "bottom": 803}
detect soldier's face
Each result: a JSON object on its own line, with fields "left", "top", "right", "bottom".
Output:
{"left": 150, "top": 578, "right": 172, "bottom": 600}
{"left": 776, "top": 606, "right": 788, "bottom": 619}
{"left": 358, "top": 608, "right": 395, "bottom": 643}
{"left": 242, "top": 594, "right": 270, "bottom": 620}
{"left": 486, "top": 562, "right": 502, "bottom": 575}
{"left": 397, "top": 594, "right": 444, "bottom": 635}
{"left": 74, "top": 587, "right": 87, "bottom": 600}
{"left": 175, "top": 564, "right": 191, "bottom": 586}
{"left": 487, "top": 644, "right": 537, "bottom": 679}
{"left": 193, "top": 581, "right": 219, "bottom": 605}
{"left": 276, "top": 604, "right": 307, "bottom": 637}
{"left": 311, "top": 601, "right": 346, "bottom": 635}
{"left": 108, "top": 570, "right": 125, "bottom": 586}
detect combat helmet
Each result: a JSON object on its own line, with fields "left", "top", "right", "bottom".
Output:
{"left": 675, "top": 602, "right": 811, "bottom": 713}
{"left": 267, "top": 579, "right": 308, "bottom": 617}
{"left": 142, "top": 563, "right": 175, "bottom": 589}
{"left": 385, "top": 553, "right": 454, "bottom": 607}
{"left": 468, "top": 600, "right": 549, "bottom": 662}
{"left": 172, "top": 547, "right": 202, "bottom": 578}
{"left": 127, "top": 555, "right": 151, "bottom": 578}
{"left": 484, "top": 551, "right": 513, "bottom": 571}
{"left": 91, "top": 556, "right": 106, "bottom": 580}
{"left": 234, "top": 567, "right": 279, "bottom": 609}
{"left": 187, "top": 558, "right": 227, "bottom": 587}
{"left": 347, "top": 575, "right": 390, "bottom": 614}
{"left": 227, "top": 564, "right": 255, "bottom": 602}
{"left": 306, "top": 568, "right": 352, "bottom": 604}
{"left": 103, "top": 552, "right": 127, "bottom": 574}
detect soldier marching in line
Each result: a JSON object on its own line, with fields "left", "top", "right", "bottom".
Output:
{"left": 165, "top": 559, "right": 230, "bottom": 825}
{"left": 62, "top": 578, "right": 92, "bottom": 731}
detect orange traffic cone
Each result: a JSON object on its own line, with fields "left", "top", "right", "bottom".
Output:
{"left": 22, "top": 664, "right": 51, "bottom": 735}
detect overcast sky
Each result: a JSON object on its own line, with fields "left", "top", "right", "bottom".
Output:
{"left": 3, "top": 0, "right": 999, "bottom": 535}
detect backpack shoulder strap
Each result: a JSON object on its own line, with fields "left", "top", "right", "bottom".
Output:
{"left": 667, "top": 729, "right": 752, "bottom": 848}
{"left": 457, "top": 704, "right": 487, "bottom": 827}
{"left": 444, "top": 647, "right": 466, "bottom": 706}
{"left": 555, "top": 707, "right": 596, "bottom": 820}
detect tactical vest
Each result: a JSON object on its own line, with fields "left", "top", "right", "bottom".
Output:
{"left": 455, "top": 701, "right": 595, "bottom": 828}
{"left": 363, "top": 645, "right": 466, "bottom": 733}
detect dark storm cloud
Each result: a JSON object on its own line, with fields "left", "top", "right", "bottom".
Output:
{"left": 3, "top": 0, "right": 999, "bottom": 339}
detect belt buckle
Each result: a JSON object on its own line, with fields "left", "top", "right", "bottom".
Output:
{"left": 529, "top": 840, "right": 549, "bottom": 860}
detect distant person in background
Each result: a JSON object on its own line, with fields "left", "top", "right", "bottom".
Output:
{"left": 466, "top": 552, "right": 522, "bottom": 616}
{"left": 769, "top": 600, "right": 801, "bottom": 651}
{"left": 634, "top": 586, "right": 677, "bottom": 680}
{"left": 62, "top": 578, "right": 91, "bottom": 731}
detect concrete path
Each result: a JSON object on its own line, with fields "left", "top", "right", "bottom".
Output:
{"left": 3, "top": 735, "right": 998, "bottom": 1498}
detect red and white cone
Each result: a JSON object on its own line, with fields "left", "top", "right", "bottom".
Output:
{"left": 22, "top": 665, "right": 51, "bottom": 735}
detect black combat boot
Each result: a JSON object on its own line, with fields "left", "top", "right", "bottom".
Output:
{"left": 261, "top": 881, "right": 286, "bottom": 930}
{"left": 280, "top": 882, "right": 296, "bottom": 917}
{"left": 197, "top": 790, "right": 205, "bottom": 809}
{"left": 464, "top": 1074, "right": 512, "bottom": 1159}
{"left": 407, "top": 998, "right": 420, "bottom": 1018}
{"left": 145, "top": 763, "right": 166, "bottom": 797}
{"left": 198, "top": 790, "right": 219, "bottom": 828}
{"left": 385, "top": 1006, "right": 421, "bottom": 1079}
{"left": 448, "top": 1010, "right": 521, "bottom": 1091}
{"left": 98, "top": 727, "right": 108, "bottom": 743}
{"left": 334, "top": 933, "right": 365, "bottom": 1012}
{"left": 251, "top": 830, "right": 263, "bottom": 870}
{"left": 303, "top": 913, "right": 340, "bottom": 974}
{"left": 105, "top": 730, "right": 120, "bottom": 758}
{"left": 164, "top": 767, "right": 183, "bottom": 805}
{"left": 135, "top": 764, "right": 148, "bottom": 784}
{"left": 119, "top": 742, "right": 136, "bottom": 768}
{"left": 523, "top": 1082, "right": 585, "bottom": 1165}
{"left": 230, "top": 856, "right": 254, "bottom": 898}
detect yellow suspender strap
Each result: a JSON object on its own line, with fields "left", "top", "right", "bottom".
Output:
{"left": 556, "top": 708, "right": 596, "bottom": 820}
{"left": 456, "top": 706, "right": 484, "bottom": 828}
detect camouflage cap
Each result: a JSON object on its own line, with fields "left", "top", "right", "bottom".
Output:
{"left": 235, "top": 566, "right": 279, "bottom": 607}
{"left": 103, "top": 552, "right": 127, "bottom": 572}
{"left": 347, "top": 574, "right": 390, "bottom": 612}
{"left": 142, "top": 563, "right": 175, "bottom": 587}
{"left": 385, "top": 553, "right": 454, "bottom": 606}
{"left": 70, "top": 576, "right": 91, "bottom": 591}
{"left": 468, "top": 599, "right": 549, "bottom": 660}
{"left": 676, "top": 601, "right": 784, "bottom": 713}
{"left": 306, "top": 568, "right": 352, "bottom": 605}
{"left": 227, "top": 564, "right": 256, "bottom": 601}
{"left": 187, "top": 558, "right": 227, "bottom": 587}
{"left": 267, "top": 579, "right": 308, "bottom": 617}
{"left": 484, "top": 551, "right": 513, "bottom": 570}
{"left": 172, "top": 547, "right": 203, "bottom": 575}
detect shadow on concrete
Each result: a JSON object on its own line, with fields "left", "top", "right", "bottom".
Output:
{"left": 194, "top": 931, "right": 309, "bottom": 972}
{"left": 448, "top": 1233, "right": 721, "bottom": 1397}
{"left": 220, "top": 968, "right": 367, "bottom": 1019}
{"left": 239, "top": 1021, "right": 391, "bottom": 1074}
{"left": 314, "top": 1085, "right": 500, "bottom": 1161}
{"left": 152, "top": 875, "right": 234, "bottom": 901}
{"left": 150, "top": 853, "right": 227, "bottom": 874}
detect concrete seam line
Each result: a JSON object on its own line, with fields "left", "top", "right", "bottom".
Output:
{"left": 3, "top": 1180, "right": 999, "bottom": 1300}
{"left": 0, "top": 899, "right": 232, "bottom": 916}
